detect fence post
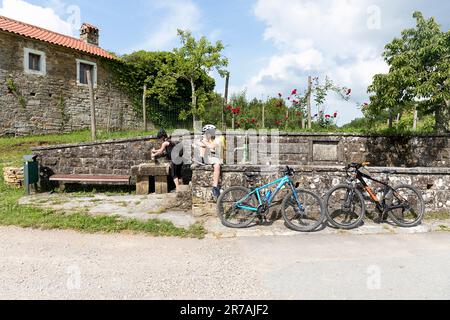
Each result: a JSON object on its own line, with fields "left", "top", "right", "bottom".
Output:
{"left": 223, "top": 73, "right": 229, "bottom": 131}
{"left": 413, "top": 106, "right": 418, "bottom": 130}
{"left": 307, "top": 76, "right": 312, "bottom": 129}
{"left": 86, "top": 69, "right": 96, "bottom": 140}
{"left": 143, "top": 84, "right": 147, "bottom": 132}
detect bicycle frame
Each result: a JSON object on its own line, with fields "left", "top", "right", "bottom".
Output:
{"left": 235, "top": 174, "right": 301, "bottom": 213}
{"left": 352, "top": 171, "right": 408, "bottom": 212}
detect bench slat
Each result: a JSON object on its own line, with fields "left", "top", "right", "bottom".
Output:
{"left": 50, "top": 174, "right": 130, "bottom": 183}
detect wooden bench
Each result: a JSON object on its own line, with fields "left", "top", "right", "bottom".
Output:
{"left": 49, "top": 174, "right": 131, "bottom": 191}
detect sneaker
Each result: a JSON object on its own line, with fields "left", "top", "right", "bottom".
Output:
{"left": 212, "top": 187, "right": 221, "bottom": 198}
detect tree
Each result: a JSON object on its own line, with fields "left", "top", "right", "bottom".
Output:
{"left": 368, "top": 12, "right": 450, "bottom": 133}
{"left": 121, "top": 50, "right": 215, "bottom": 127}
{"left": 171, "top": 29, "right": 229, "bottom": 124}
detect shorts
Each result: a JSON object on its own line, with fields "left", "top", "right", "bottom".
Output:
{"left": 169, "top": 162, "right": 183, "bottom": 180}
{"left": 202, "top": 156, "right": 223, "bottom": 166}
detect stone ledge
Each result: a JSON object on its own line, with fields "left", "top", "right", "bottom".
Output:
{"left": 192, "top": 165, "right": 450, "bottom": 175}
{"left": 31, "top": 135, "right": 157, "bottom": 151}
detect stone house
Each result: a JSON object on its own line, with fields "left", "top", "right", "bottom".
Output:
{"left": 0, "top": 15, "right": 142, "bottom": 136}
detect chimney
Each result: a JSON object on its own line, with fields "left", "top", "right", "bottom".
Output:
{"left": 80, "top": 23, "right": 99, "bottom": 46}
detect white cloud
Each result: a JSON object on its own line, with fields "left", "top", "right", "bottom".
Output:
{"left": 0, "top": 0, "right": 76, "bottom": 36}
{"left": 242, "top": 0, "right": 397, "bottom": 124}
{"left": 131, "top": 0, "right": 201, "bottom": 52}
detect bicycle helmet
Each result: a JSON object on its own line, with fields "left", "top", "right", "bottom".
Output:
{"left": 202, "top": 124, "right": 217, "bottom": 134}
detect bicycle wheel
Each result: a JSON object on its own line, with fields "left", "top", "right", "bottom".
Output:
{"left": 216, "top": 186, "right": 258, "bottom": 228}
{"left": 325, "top": 184, "right": 366, "bottom": 229}
{"left": 281, "top": 189, "right": 325, "bottom": 232}
{"left": 388, "top": 184, "right": 425, "bottom": 227}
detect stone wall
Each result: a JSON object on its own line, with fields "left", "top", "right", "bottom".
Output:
{"left": 192, "top": 165, "right": 450, "bottom": 217}
{"left": 2, "top": 167, "right": 24, "bottom": 188}
{"left": 33, "top": 136, "right": 158, "bottom": 177}
{"left": 224, "top": 132, "right": 450, "bottom": 167}
{"left": 0, "top": 31, "right": 142, "bottom": 136}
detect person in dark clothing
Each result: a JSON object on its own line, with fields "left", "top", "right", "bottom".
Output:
{"left": 151, "top": 129, "right": 183, "bottom": 191}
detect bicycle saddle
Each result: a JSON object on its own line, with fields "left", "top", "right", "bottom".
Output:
{"left": 245, "top": 172, "right": 258, "bottom": 180}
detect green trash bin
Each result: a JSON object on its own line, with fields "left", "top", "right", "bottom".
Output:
{"left": 23, "top": 155, "right": 39, "bottom": 195}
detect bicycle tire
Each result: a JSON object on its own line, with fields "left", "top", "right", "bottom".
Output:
{"left": 281, "top": 189, "right": 325, "bottom": 232}
{"left": 216, "top": 186, "right": 258, "bottom": 228}
{"left": 388, "top": 184, "right": 425, "bottom": 227}
{"left": 325, "top": 184, "right": 366, "bottom": 230}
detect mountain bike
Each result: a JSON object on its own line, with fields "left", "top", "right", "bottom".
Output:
{"left": 217, "top": 166, "right": 325, "bottom": 232}
{"left": 324, "top": 162, "right": 425, "bottom": 230}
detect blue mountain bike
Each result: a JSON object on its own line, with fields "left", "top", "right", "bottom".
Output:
{"left": 217, "top": 166, "right": 325, "bottom": 232}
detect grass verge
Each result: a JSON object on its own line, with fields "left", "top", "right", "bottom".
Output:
{"left": 0, "top": 186, "right": 205, "bottom": 238}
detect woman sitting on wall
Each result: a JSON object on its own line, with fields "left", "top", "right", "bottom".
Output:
{"left": 196, "top": 124, "right": 224, "bottom": 199}
{"left": 151, "top": 129, "right": 184, "bottom": 192}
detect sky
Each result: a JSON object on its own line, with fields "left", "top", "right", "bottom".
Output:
{"left": 1, "top": 0, "right": 449, "bottom": 125}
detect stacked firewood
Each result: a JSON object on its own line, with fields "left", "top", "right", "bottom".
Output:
{"left": 2, "top": 167, "right": 24, "bottom": 188}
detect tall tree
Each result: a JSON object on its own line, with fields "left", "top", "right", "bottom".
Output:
{"left": 171, "top": 29, "right": 229, "bottom": 125}
{"left": 121, "top": 50, "right": 214, "bottom": 127}
{"left": 368, "top": 12, "right": 450, "bottom": 133}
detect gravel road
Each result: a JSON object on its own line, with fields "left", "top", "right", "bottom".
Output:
{"left": 0, "top": 227, "right": 449, "bottom": 300}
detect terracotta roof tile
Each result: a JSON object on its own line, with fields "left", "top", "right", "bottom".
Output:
{"left": 0, "top": 15, "right": 116, "bottom": 60}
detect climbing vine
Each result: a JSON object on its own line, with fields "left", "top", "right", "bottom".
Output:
{"left": 6, "top": 78, "right": 26, "bottom": 108}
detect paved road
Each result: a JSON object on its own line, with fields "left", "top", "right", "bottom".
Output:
{"left": 0, "top": 227, "right": 448, "bottom": 300}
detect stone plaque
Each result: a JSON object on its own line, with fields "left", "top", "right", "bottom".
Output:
{"left": 313, "top": 141, "right": 339, "bottom": 162}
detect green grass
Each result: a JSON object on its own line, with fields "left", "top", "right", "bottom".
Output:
{"left": 424, "top": 211, "right": 450, "bottom": 221}
{"left": 0, "top": 129, "right": 205, "bottom": 238}
{"left": 0, "top": 184, "right": 205, "bottom": 238}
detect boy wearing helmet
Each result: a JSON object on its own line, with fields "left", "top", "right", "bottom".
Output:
{"left": 197, "top": 124, "right": 223, "bottom": 198}
{"left": 151, "top": 129, "right": 184, "bottom": 191}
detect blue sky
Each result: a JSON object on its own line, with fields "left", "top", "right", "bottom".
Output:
{"left": 1, "top": 0, "right": 449, "bottom": 124}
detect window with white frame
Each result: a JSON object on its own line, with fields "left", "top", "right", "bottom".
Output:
{"left": 24, "top": 48, "right": 46, "bottom": 76}
{"left": 76, "top": 59, "right": 97, "bottom": 86}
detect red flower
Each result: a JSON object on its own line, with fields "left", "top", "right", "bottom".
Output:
{"left": 346, "top": 89, "right": 352, "bottom": 96}
{"left": 275, "top": 120, "right": 281, "bottom": 126}
{"left": 333, "top": 112, "right": 338, "bottom": 118}
{"left": 325, "top": 114, "right": 331, "bottom": 118}
{"left": 226, "top": 105, "right": 232, "bottom": 111}
{"left": 251, "top": 118, "right": 256, "bottom": 123}
{"left": 291, "top": 89, "right": 297, "bottom": 95}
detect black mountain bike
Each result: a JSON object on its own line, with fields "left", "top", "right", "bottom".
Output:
{"left": 324, "top": 162, "right": 425, "bottom": 229}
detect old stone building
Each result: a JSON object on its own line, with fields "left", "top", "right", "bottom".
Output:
{"left": 0, "top": 15, "right": 142, "bottom": 136}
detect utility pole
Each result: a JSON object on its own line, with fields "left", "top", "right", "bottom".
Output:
{"left": 307, "top": 76, "right": 312, "bottom": 130}
{"left": 223, "top": 73, "right": 229, "bottom": 131}
{"left": 261, "top": 94, "right": 266, "bottom": 129}
{"left": 86, "top": 69, "right": 96, "bottom": 141}
{"left": 143, "top": 84, "right": 147, "bottom": 132}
